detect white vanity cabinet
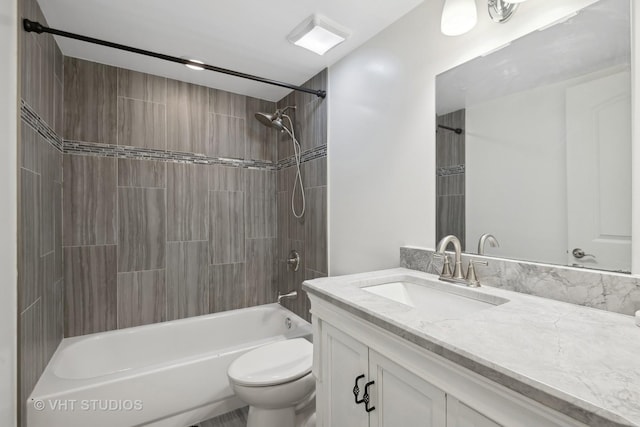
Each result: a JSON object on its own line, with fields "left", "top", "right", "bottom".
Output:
{"left": 310, "top": 296, "right": 587, "bottom": 427}
{"left": 319, "top": 322, "right": 446, "bottom": 427}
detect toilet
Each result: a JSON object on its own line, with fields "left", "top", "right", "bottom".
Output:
{"left": 227, "top": 338, "right": 315, "bottom": 427}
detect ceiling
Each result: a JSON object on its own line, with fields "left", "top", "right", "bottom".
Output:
{"left": 436, "top": 0, "right": 630, "bottom": 115}
{"left": 37, "top": 0, "right": 425, "bottom": 102}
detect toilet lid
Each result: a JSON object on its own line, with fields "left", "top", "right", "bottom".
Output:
{"left": 228, "top": 338, "right": 312, "bottom": 387}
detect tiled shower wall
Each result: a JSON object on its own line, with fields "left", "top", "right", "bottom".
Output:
{"left": 18, "top": 0, "right": 65, "bottom": 424}
{"left": 436, "top": 109, "right": 465, "bottom": 249}
{"left": 276, "top": 71, "right": 328, "bottom": 321}
{"left": 63, "top": 58, "right": 327, "bottom": 334}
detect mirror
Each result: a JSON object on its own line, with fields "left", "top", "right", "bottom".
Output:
{"left": 435, "top": 0, "right": 631, "bottom": 273}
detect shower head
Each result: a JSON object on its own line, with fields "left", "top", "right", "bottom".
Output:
{"left": 254, "top": 106, "right": 296, "bottom": 132}
{"left": 255, "top": 111, "right": 285, "bottom": 132}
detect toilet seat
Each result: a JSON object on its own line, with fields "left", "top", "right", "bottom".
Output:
{"left": 228, "top": 338, "right": 312, "bottom": 387}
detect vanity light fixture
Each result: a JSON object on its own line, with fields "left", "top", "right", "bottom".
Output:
{"left": 488, "top": 0, "right": 528, "bottom": 24}
{"left": 441, "top": 0, "right": 478, "bottom": 36}
{"left": 287, "top": 15, "right": 349, "bottom": 55}
{"left": 441, "top": 0, "right": 529, "bottom": 36}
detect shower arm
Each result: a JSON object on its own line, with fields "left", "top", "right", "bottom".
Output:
{"left": 22, "top": 19, "right": 327, "bottom": 99}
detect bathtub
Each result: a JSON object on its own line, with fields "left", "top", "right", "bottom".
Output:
{"left": 27, "top": 304, "right": 311, "bottom": 427}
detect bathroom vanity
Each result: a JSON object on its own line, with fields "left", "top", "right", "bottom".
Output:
{"left": 303, "top": 269, "right": 640, "bottom": 427}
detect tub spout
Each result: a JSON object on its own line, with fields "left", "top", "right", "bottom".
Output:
{"left": 278, "top": 290, "right": 298, "bottom": 304}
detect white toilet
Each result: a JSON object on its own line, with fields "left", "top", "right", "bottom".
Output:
{"left": 227, "top": 338, "right": 315, "bottom": 427}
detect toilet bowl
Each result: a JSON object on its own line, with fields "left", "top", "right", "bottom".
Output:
{"left": 227, "top": 338, "right": 315, "bottom": 427}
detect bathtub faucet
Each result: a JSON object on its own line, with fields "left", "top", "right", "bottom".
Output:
{"left": 277, "top": 290, "right": 298, "bottom": 304}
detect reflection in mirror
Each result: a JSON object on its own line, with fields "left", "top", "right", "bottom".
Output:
{"left": 435, "top": 0, "right": 631, "bottom": 273}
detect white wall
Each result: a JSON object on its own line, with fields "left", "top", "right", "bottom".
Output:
{"left": 0, "top": 0, "right": 18, "bottom": 425}
{"left": 328, "top": 0, "right": 602, "bottom": 276}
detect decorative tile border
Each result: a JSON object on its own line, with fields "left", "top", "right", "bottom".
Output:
{"left": 437, "top": 164, "right": 465, "bottom": 176}
{"left": 21, "top": 98, "right": 327, "bottom": 171}
{"left": 279, "top": 144, "right": 327, "bottom": 169}
{"left": 21, "top": 100, "right": 63, "bottom": 152}
{"left": 400, "top": 246, "right": 640, "bottom": 316}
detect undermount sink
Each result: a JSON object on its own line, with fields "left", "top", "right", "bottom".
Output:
{"left": 362, "top": 279, "right": 507, "bottom": 320}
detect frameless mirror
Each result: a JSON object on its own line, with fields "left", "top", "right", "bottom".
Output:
{"left": 435, "top": 0, "right": 631, "bottom": 273}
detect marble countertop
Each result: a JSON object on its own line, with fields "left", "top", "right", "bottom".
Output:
{"left": 302, "top": 268, "right": 640, "bottom": 427}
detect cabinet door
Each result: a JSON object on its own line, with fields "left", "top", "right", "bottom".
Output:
{"left": 319, "top": 322, "right": 369, "bottom": 427}
{"left": 369, "top": 350, "right": 446, "bottom": 427}
{"left": 447, "top": 397, "right": 502, "bottom": 427}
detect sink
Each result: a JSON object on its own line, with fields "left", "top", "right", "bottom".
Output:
{"left": 361, "top": 280, "right": 507, "bottom": 320}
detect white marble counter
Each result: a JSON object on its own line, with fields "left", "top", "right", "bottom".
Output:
{"left": 303, "top": 268, "right": 640, "bottom": 427}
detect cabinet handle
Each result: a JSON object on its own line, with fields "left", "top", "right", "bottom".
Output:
{"left": 363, "top": 380, "right": 376, "bottom": 412}
{"left": 353, "top": 374, "right": 365, "bottom": 404}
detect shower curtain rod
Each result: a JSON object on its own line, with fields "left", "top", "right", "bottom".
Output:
{"left": 22, "top": 19, "right": 327, "bottom": 99}
{"left": 437, "top": 124, "right": 463, "bottom": 134}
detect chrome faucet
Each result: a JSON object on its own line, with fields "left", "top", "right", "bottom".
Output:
{"left": 435, "top": 235, "right": 465, "bottom": 281}
{"left": 478, "top": 233, "right": 499, "bottom": 255}
{"left": 277, "top": 290, "right": 298, "bottom": 304}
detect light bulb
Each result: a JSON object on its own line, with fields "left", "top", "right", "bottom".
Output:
{"left": 441, "top": 0, "right": 478, "bottom": 36}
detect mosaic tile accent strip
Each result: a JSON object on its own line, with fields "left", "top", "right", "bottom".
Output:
{"left": 63, "top": 139, "right": 327, "bottom": 171}
{"left": 279, "top": 144, "right": 327, "bottom": 169}
{"left": 400, "top": 246, "right": 640, "bottom": 316}
{"left": 437, "top": 164, "right": 465, "bottom": 176}
{"left": 21, "top": 100, "right": 63, "bottom": 152}
{"left": 22, "top": 97, "right": 326, "bottom": 171}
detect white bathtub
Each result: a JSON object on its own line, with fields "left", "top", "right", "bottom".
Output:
{"left": 27, "top": 304, "right": 312, "bottom": 427}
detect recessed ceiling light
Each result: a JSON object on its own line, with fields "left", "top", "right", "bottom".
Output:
{"left": 184, "top": 58, "right": 205, "bottom": 71}
{"left": 288, "top": 15, "right": 349, "bottom": 56}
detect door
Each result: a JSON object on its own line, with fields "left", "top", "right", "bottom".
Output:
{"left": 369, "top": 350, "right": 446, "bottom": 427}
{"left": 319, "top": 322, "right": 369, "bottom": 427}
{"left": 447, "top": 397, "right": 502, "bottom": 427}
{"left": 566, "top": 70, "right": 631, "bottom": 272}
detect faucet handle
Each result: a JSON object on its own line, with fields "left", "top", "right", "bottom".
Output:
{"left": 440, "top": 254, "right": 453, "bottom": 278}
{"left": 466, "top": 260, "right": 488, "bottom": 288}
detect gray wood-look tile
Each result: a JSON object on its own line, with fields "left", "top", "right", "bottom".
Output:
{"left": 20, "top": 168, "right": 41, "bottom": 312}
{"left": 39, "top": 137, "right": 57, "bottom": 255}
{"left": 117, "top": 270, "right": 166, "bottom": 328}
{"left": 117, "top": 69, "right": 167, "bottom": 103}
{"left": 54, "top": 76, "right": 63, "bottom": 136}
{"left": 436, "top": 109, "right": 465, "bottom": 168}
{"left": 41, "top": 34, "right": 55, "bottom": 128}
{"left": 167, "top": 163, "right": 208, "bottom": 242}
{"left": 210, "top": 191, "right": 245, "bottom": 264}
{"left": 209, "top": 165, "right": 244, "bottom": 192}
{"left": 53, "top": 40, "right": 63, "bottom": 82}
{"left": 21, "top": 30, "right": 41, "bottom": 116}
{"left": 304, "top": 186, "right": 327, "bottom": 274}
{"left": 209, "top": 89, "right": 246, "bottom": 118}
{"left": 437, "top": 174, "right": 465, "bottom": 196}
{"left": 63, "top": 155, "right": 117, "bottom": 246}
{"left": 20, "top": 122, "right": 38, "bottom": 173}
{"left": 166, "top": 80, "right": 208, "bottom": 155}
{"left": 64, "top": 57, "right": 117, "bottom": 144}
{"left": 280, "top": 167, "right": 304, "bottom": 242}
{"left": 300, "top": 96, "right": 327, "bottom": 150}
{"left": 210, "top": 263, "right": 246, "bottom": 313}
{"left": 436, "top": 195, "right": 466, "bottom": 250}
{"left": 245, "top": 169, "right": 276, "bottom": 239}
{"left": 200, "top": 407, "right": 249, "bottom": 427}
{"left": 245, "top": 238, "right": 277, "bottom": 306}
{"left": 64, "top": 245, "right": 118, "bottom": 337}
{"left": 246, "top": 96, "right": 277, "bottom": 162}
{"left": 118, "top": 188, "right": 166, "bottom": 272}
{"left": 43, "top": 276, "right": 63, "bottom": 362}
{"left": 19, "top": 298, "right": 44, "bottom": 427}
{"left": 54, "top": 182, "right": 62, "bottom": 281}
{"left": 166, "top": 241, "right": 209, "bottom": 320}
{"left": 302, "top": 156, "right": 327, "bottom": 188}
{"left": 277, "top": 191, "right": 289, "bottom": 259}
{"left": 117, "top": 97, "right": 166, "bottom": 150}
{"left": 276, "top": 92, "right": 296, "bottom": 161}
{"left": 118, "top": 159, "right": 166, "bottom": 188}
{"left": 209, "top": 114, "right": 245, "bottom": 158}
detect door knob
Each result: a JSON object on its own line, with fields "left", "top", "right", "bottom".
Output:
{"left": 572, "top": 248, "right": 596, "bottom": 259}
